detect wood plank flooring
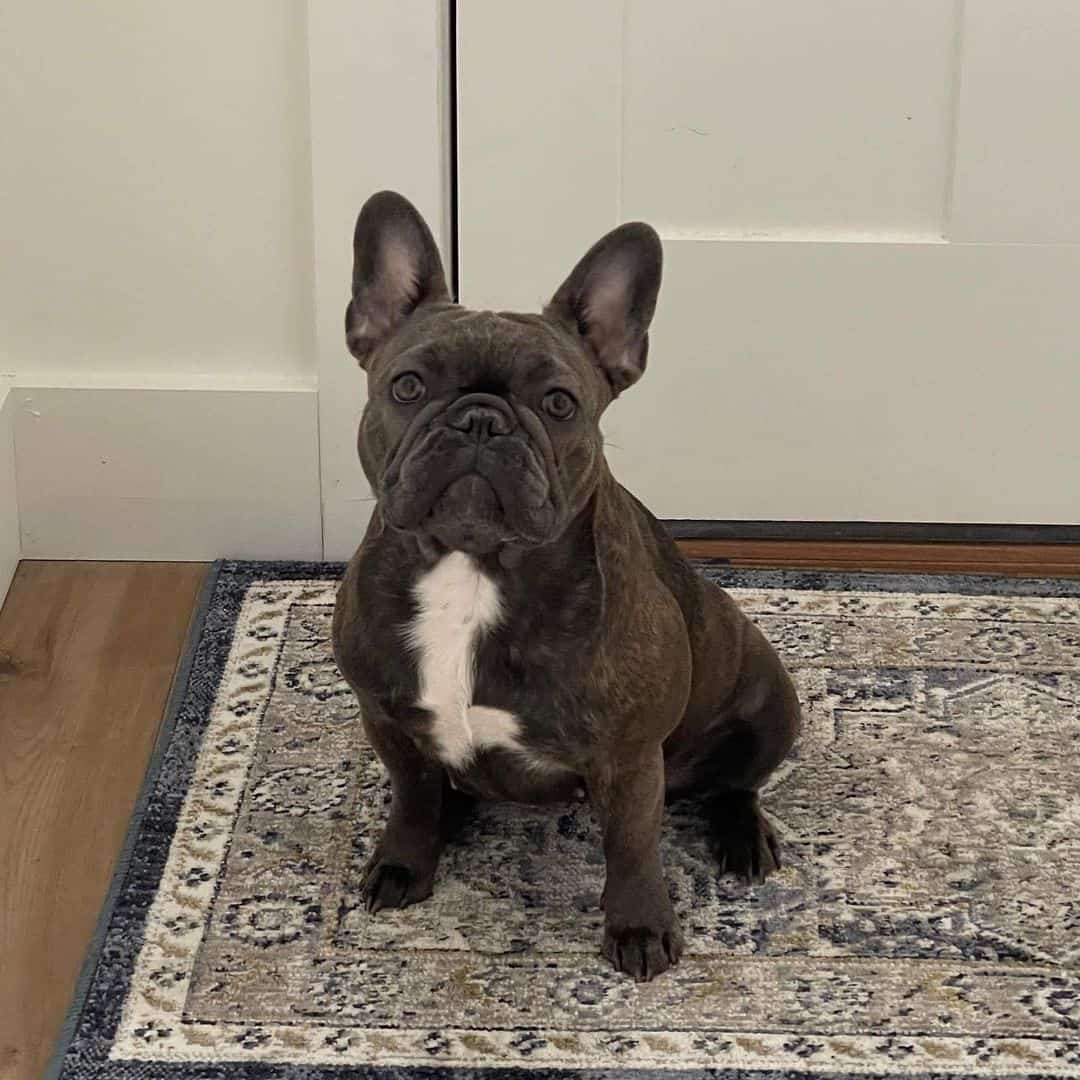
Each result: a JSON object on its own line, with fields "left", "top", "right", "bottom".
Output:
{"left": 0, "top": 542, "right": 1076, "bottom": 1078}
{"left": 682, "top": 539, "right": 1080, "bottom": 576}
{"left": 0, "top": 562, "right": 206, "bottom": 1080}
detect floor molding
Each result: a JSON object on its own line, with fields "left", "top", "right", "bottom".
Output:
{"left": 664, "top": 519, "right": 1080, "bottom": 544}
{"left": 677, "top": 538, "right": 1080, "bottom": 577}
{"left": 3, "top": 380, "right": 1075, "bottom": 578}
{"left": 10, "top": 381, "right": 322, "bottom": 562}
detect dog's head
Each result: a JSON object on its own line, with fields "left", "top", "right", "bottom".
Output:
{"left": 346, "top": 191, "right": 661, "bottom": 557}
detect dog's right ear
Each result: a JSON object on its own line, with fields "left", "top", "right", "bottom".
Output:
{"left": 545, "top": 222, "right": 662, "bottom": 396}
{"left": 345, "top": 191, "right": 450, "bottom": 368}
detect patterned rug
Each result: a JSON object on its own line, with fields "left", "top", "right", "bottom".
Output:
{"left": 49, "top": 561, "right": 1080, "bottom": 1079}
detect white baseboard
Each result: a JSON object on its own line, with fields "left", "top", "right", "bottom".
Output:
{"left": 0, "top": 380, "right": 20, "bottom": 606}
{"left": 12, "top": 381, "right": 322, "bottom": 561}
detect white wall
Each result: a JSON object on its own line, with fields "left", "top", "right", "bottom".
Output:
{"left": 0, "top": 1, "right": 316, "bottom": 380}
{"left": 0, "top": 0, "right": 450, "bottom": 573}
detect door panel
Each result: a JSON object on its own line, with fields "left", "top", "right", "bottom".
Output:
{"left": 609, "top": 239, "right": 1080, "bottom": 522}
{"left": 456, "top": 0, "right": 1080, "bottom": 524}
{"left": 621, "top": 1, "right": 957, "bottom": 235}
{"left": 456, "top": 2, "right": 622, "bottom": 313}
{"left": 949, "top": 1, "right": 1080, "bottom": 242}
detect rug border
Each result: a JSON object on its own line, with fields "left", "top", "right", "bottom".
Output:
{"left": 46, "top": 560, "right": 1080, "bottom": 1080}
{"left": 700, "top": 565, "right": 1080, "bottom": 597}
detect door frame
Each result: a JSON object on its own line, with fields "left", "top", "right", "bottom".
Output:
{"left": 309, "top": 0, "right": 455, "bottom": 560}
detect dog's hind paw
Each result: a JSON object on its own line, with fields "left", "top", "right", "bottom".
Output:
{"left": 705, "top": 790, "right": 781, "bottom": 884}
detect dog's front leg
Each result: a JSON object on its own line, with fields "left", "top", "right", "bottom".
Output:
{"left": 360, "top": 703, "right": 446, "bottom": 914}
{"left": 589, "top": 742, "right": 684, "bottom": 981}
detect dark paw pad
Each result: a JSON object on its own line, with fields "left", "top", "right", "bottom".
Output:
{"left": 707, "top": 793, "right": 781, "bottom": 884}
{"left": 602, "top": 922, "right": 684, "bottom": 982}
{"left": 360, "top": 861, "right": 433, "bottom": 914}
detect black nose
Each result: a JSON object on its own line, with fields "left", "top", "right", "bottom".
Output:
{"left": 446, "top": 394, "right": 515, "bottom": 438}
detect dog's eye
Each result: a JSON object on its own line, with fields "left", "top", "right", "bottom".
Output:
{"left": 542, "top": 389, "right": 577, "bottom": 421}
{"left": 391, "top": 372, "right": 425, "bottom": 404}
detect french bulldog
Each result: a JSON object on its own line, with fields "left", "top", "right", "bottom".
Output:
{"left": 333, "top": 191, "right": 801, "bottom": 981}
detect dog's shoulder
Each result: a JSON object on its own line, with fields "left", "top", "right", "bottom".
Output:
{"left": 594, "top": 482, "right": 704, "bottom": 630}
{"left": 583, "top": 484, "right": 696, "bottom": 723}
{"left": 332, "top": 514, "right": 420, "bottom": 699}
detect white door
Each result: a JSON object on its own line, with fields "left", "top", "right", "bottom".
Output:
{"left": 456, "top": 1, "right": 1080, "bottom": 527}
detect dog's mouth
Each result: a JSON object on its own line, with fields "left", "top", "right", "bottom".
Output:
{"left": 423, "top": 473, "right": 509, "bottom": 553}
{"left": 381, "top": 412, "right": 561, "bottom": 555}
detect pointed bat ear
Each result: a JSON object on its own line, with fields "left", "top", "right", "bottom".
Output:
{"left": 545, "top": 222, "right": 662, "bottom": 395}
{"left": 345, "top": 191, "right": 450, "bottom": 368}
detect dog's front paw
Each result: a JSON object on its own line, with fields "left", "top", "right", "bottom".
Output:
{"left": 360, "top": 861, "right": 433, "bottom": 913}
{"left": 360, "top": 841, "right": 437, "bottom": 914}
{"left": 602, "top": 914, "right": 684, "bottom": 981}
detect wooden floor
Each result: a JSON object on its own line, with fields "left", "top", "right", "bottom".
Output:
{"left": 0, "top": 543, "right": 1077, "bottom": 1078}
{"left": 0, "top": 562, "right": 207, "bottom": 1080}
{"left": 680, "top": 538, "right": 1080, "bottom": 576}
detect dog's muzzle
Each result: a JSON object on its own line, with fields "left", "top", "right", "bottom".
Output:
{"left": 382, "top": 393, "right": 557, "bottom": 554}
{"left": 445, "top": 393, "right": 516, "bottom": 439}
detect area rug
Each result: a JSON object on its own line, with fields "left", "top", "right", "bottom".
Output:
{"left": 49, "top": 561, "right": 1080, "bottom": 1079}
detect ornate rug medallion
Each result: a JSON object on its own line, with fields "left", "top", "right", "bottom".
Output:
{"left": 50, "top": 563, "right": 1080, "bottom": 1078}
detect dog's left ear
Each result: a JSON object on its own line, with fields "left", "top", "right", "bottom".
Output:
{"left": 546, "top": 223, "right": 662, "bottom": 395}
{"left": 346, "top": 191, "right": 450, "bottom": 368}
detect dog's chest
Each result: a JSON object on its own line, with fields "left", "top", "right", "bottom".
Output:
{"left": 405, "top": 552, "right": 521, "bottom": 768}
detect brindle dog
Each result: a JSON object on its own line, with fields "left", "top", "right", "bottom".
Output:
{"left": 333, "top": 191, "right": 801, "bottom": 981}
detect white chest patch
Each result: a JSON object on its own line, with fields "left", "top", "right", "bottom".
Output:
{"left": 405, "top": 552, "right": 520, "bottom": 768}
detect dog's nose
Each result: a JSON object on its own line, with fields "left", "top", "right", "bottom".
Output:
{"left": 446, "top": 394, "right": 515, "bottom": 438}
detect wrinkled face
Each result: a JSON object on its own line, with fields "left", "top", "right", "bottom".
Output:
{"left": 345, "top": 191, "right": 662, "bottom": 559}
{"left": 359, "top": 309, "right": 608, "bottom": 555}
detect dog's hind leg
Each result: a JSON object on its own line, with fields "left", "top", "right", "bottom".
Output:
{"left": 668, "top": 614, "right": 801, "bottom": 883}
